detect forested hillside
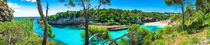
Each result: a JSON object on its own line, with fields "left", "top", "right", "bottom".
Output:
{"left": 47, "top": 8, "right": 175, "bottom": 25}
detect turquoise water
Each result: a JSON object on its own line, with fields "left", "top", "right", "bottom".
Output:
{"left": 15, "top": 17, "right": 165, "bottom": 45}
{"left": 140, "top": 25, "right": 165, "bottom": 32}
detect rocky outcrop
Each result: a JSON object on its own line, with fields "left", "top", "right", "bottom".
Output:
{"left": 47, "top": 16, "right": 97, "bottom": 25}
{"left": 0, "top": 7, "right": 14, "bottom": 22}
{"left": 48, "top": 17, "right": 85, "bottom": 25}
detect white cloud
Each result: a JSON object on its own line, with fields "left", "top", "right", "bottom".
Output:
{"left": 13, "top": 8, "right": 39, "bottom": 17}
{"left": 12, "top": 4, "right": 82, "bottom": 17}
{"left": 7, "top": 3, "right": 20, "bottom": 8}
{"left": 21, "top": 0, "right": 36, "bottom": 2}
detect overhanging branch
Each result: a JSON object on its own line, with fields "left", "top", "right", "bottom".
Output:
{"left": 89, "top": 33, "right": 99, "bottom": 42}
{"left": 107, "top": 32, "right": 134, "bottom": 45}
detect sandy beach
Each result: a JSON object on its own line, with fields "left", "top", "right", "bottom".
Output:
{"left": 143, "top": 20, "right": 170, "bottom": 26}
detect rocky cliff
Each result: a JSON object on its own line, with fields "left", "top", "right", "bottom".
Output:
{"left": 0, "top": 7, "right": 14, "bottom": 22}
{"left": 46, "top": 16, "right": 96, "bottom": 25}
{"left": 46, "top": 16, "right": 87, "bottom": 25}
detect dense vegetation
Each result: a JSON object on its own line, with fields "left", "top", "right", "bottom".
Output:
{"left": 0, "top": 18, "right": 61, "bottom": 45}
{"left": 47, "top": 11, "right": 82, "bottom": 21}
{"left": 118, "top": 24, "right": 156, "bottom": 45}
{"left": 93, "top": 9, "right": 172, "bottom": 25}
{"left": 38, "top": 21, "right": 56, "bottom": 38}
{"left": 84, "top": 0, "right": 210, "bottom": 45}
{"left": 47, "top": 8, "right": 174, "bottom": 25}
{"left": 80, "top": 25, "right": 112, "bottom": 45}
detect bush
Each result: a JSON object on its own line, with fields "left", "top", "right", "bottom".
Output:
{"left": 80, "top": 25, "right": 112, "bottom": 44}
{"left": 38, "top": 21, "right": 56, "bottom": 38}
{"left": 152, "top": 40, "right": 165, "bottom": 45}
{"left": 205, "top": 27, "right": 210, "bottom": 39}
{"left": 0, "top": 17, "right": 60, "bottom": 45}
{"left": 156, "top": 26, "right": 181, "bottom": 35}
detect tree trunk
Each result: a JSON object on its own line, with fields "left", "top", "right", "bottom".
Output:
{"left": 36, "top": 0, "right": 48, "bottom": 45}
{"left": 84, "top": 9, "right": 89, "bottom": 45}
{"left": 129, "top": 34, "right": 134, "bottom": 45}
{"left": 80, "top": 0, "right": 89, "bottom": 45}
{"left": 181, "top": 3, "right": 185, "bottom": 31}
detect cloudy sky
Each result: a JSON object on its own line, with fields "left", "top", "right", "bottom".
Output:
{"left": 7, "top": 0, "right": 181, "bottom": 17}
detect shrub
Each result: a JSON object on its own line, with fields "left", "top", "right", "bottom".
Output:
{"left": 38, "top": 21, "right": 56, "bottom": 38}
{"left": 0, "top": 17, "right": 60, "bottom": 45}
{"left": 152, "top": 40, "right": 165, "bottom": 45}
{"left": 80, "top": 25, "right": 112, "bottom": 44}
{"left": 156, "top": 26, "right": 181, "bottom": 35}
{"left": 205, "top": 27, "right": 210, "bottom": 39}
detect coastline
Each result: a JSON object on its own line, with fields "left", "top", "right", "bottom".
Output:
{"left": 143, "top": 20, "right": 170, "bottom": 26}
{"left": 76, "top": 20, "right": 170, "bottom": 31}
{"left": 46, "top": 20, "right": 170, "bottom": 31}
{"left": 40, "top": 18, "right": 170, "bottom": 31}
{"left": 76, "top": 24, "right": 128, "bottom": 31}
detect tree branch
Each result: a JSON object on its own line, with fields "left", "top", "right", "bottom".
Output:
{"left": 46, "top": 0, "right": 49, "bottom": 18}
{"left": 100, "top": 39, "right": 110, "bottom": 45}
{"left": 107, "top": 32, "right": 134, "bottom": 45}
{"left": 36, "top": 0, "right": 48, "bottom": 45}
{"left": 89, "top": 33, "right": 99, "bottom": 42}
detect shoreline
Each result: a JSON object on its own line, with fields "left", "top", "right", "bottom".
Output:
{"left": 48, "top": 20, "right": 170, "bottom": 31}
{"left": 143, "top": 20, "right": 170, "bottom": 26}
{"left": 76, "top": 24, "right": 129, "bottom": 31}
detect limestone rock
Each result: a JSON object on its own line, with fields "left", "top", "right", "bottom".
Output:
{"left": 0, "top": 7, "right": 14, "bottom": 22}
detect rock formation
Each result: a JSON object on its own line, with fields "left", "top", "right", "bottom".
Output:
{"left": 0, "top": 7, "right": 14, "bottom": 22}
{"left": 0, "top": 0, "right": 14, "bottom": 22}
{"left": 47, "top": 17, "right": 85, "bottom": 25}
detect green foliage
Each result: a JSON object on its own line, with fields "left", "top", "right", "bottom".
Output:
{"left": 118, "top": 38, "right": 129, "bottom": 45}
{"left": 118, "top": 24, "right": 156, "bottom": 45}
{"left": 205, "top": 27, "right": 210, "bottom": 39}
{"left": 128, "top": 24, "right": 140, "bottom": 32}
{"left": 0, "top": 17, "right": 60, "bottom": 45}
{"left": 152, "top": 40, "right": 165, "bottom": 45}
{"left": 170, "top": 4, "right": 210, "bottom": 33}
{"left": 47, "top": 8, "right": 174, "bottom": 25}
{"left": 38, "top": 21, "right": 56, "bottom": 38}
{"left": 80, "top": 25, "right": 112, "bottom": 44}
{"left": 196, "top": 0, "right": 210, "bottom": 15}
{"left": 47, "top": 11, "right": 81, "bottom": 21}
{"left": 0, "top": 18, "right": 34, "bottom": 45}
{"left": 95, "top": 8, "right": 172, "bottom": 25}
{"left": 164, "top": 0, "right": 183, "bottom": 6}
{"left": 170, "top": 14, "right": 182, "bottom": 23}
{"left": 156, "top": 26, "right": 181, "bottom": 34}
{"left": 138, "top": 28, "right": 154, "bottom": 45}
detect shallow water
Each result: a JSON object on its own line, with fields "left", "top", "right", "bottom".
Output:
{"left": 15, "top": 17, "right": 165, "bottom": 45}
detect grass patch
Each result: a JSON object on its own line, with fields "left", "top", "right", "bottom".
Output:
{"left": 177, "top": 35, "right": 203, "bottom": 45}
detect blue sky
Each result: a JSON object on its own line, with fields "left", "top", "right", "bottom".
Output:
{"left": 7, "top": 0, "right": 181, "bottom": 17}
